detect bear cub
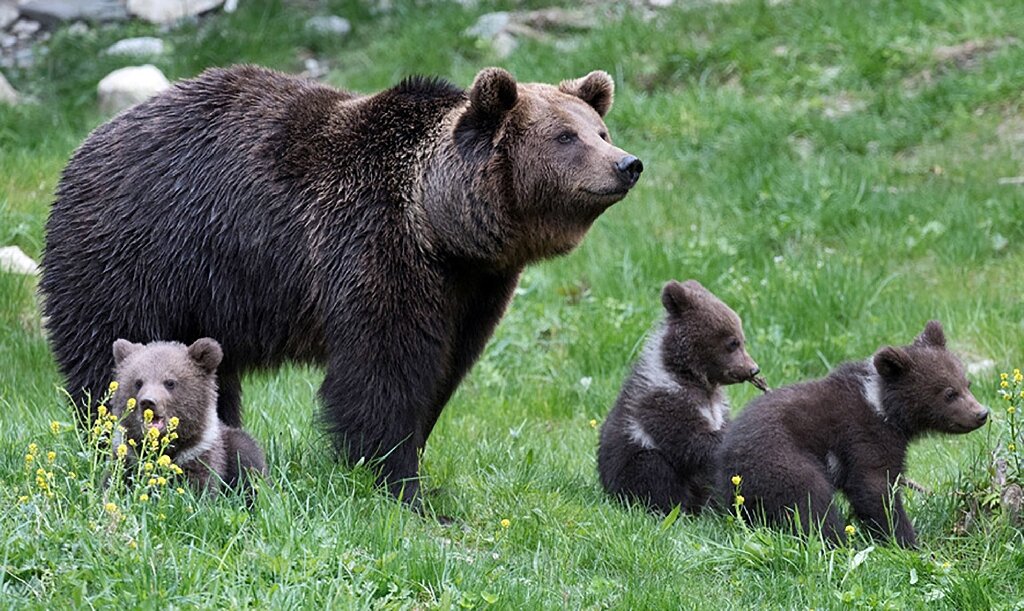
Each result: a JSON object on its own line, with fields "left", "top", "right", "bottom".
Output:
{"left": 598, "top": 280, "right": 762, "bottom": 514}
{"left": 717, "top": 321, "right": 988, "bottom": 547}
{"left": 111, "top": 338, "right": 268, "bottom": 497}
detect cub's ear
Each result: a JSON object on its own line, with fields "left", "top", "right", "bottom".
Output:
{"left": 112, "top": 339, "right": 142, "bottom": 366}
{"left": 874, "top": 346, "right": 910, "bottom": 379}
{"left": 468, "top": 67, "right": 518, "bottom": 122}
{"left": 913, "top": 320, "right": 946, "bottom": 348}
{"left": 188, "top": 338, "right": 223, "bottom": 374}
{"left": 559, "top": 70, "right": 614, "bottom": 117}
{"left": 661, "top": 280, "right": 704, "bottom": 317}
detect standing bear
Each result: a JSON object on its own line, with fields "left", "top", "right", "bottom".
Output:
{"left": 598, "top": 280, "right": 762, "bottom": 514}
{"left": 41, "top": 65, "right": 642, "bottom": 502}
{"left": 717, "top": 321, "right": 988, "bottom": 547}
{"left": 111, "top": 337, "right": 268, "bottom": 497}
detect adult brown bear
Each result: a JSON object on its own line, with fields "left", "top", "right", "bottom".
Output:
{"left": 41, "top": 65, "right": 642, "bottom": 502}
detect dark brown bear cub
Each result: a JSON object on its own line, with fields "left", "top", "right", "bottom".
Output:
{"left": 718, "top": 321, "right": 988, "bottom": 547}
{"left": 111, "top": 338, "right": 268, "bottom": 497}
{"left": 598, "top": 280, "right": 761, "bottom": 513}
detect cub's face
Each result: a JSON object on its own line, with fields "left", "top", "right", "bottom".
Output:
{"left": 458, "top": 68, "right": 642, "bottom": 263}
{"left": 110, "top": 338, "right": 223, "bottom": 449}
{"left": 874, "top": 321, "right": 989, "bottom": 435}
{"left": 660, "top": 280, "right": 761, "bottom": 386}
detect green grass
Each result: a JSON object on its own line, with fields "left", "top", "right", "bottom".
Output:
{"left": 3, "top": 0, "right": 1024, "bottom": 607}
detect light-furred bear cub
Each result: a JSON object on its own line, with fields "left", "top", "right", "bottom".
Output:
{"left": 598, "top": 280, "right": 763, "bottom": 514}
{"left": 111, "top": 338, "right": 268, "bottom": 497}
{"left": 717, "top": 321, "right": 988, "bottom": 547}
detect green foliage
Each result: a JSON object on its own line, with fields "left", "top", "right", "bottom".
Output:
{"left": 2, "top": 0, "right": 1024, "bottom": 606}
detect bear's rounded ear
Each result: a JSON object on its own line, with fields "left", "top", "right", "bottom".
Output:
{"left": 188, "top": 338, "right": 223, "bottom": 374}
{"left": 874, "top": 346, "right": 910, "bottom": 379}
{"left": 559, "top": 70, "right": 614, "bottom": 117}
{"left": 661, "top": 280, "right": 701, "bottom": 317}
{"left": 468, "top": 67, "right": 518, "bottom": 122}
{"left": 112, "top": 339, "right": 141, "bottom": 366}
{"left": 913, "top": 320, "right": 946, "bottom": 348}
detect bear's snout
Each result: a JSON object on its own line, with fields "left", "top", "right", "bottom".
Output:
{"left": 615, "top": 155, "right": 643, "bottom": 188}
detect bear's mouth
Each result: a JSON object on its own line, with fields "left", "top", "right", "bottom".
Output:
{"left": 151, "top": 416, "right": 166, "bottom": 432}
{"left": 581, "top": 187, "right": 631, "bottom": 198}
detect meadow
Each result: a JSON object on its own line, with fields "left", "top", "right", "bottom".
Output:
{"left": 1, "top": 0, "right": 1024, "bottom": 607}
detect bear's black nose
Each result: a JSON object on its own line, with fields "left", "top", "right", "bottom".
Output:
{"left": 976, "top": 408, "right": 989, "bottom": 425}
{"left": 615, "top": 155, "right": 643, "bottom": 187}
{"left": 139, "top": 397, "right": 157, "bottom": 411}
{"left": 750, "top": 367, "right": 761, "bottom": 378}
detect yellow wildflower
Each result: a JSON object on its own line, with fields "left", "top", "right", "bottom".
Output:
{"left": 1002, "top": 372, "right": 1010, "bottom": 381}
{"left": 157, "top": 477, "right": 167, "bottom": 486}
{"left": 24, "top": 453, "right": 34, "bottom": 464}
{"left": 1002, "top": 381, "right": 1010, "bottom": 389}
{"left": 1010, "top": 443, "right": 1017, "bottom": 452}
{"left": 35, "top": 468, "right": 45, "bottom": 477}
{"left": 28, "top": 443, "right": 38, "bottom": 454}
{"left": 158, "top": 513, "right": 166, "bottom": 521}
{"left": 46, "top": 451, "right": 55, "bottom": 463}
{"left": 108, "top": 381, "right": 119, "bottom": 393}
{"left": 117, "top": 444, "right": 128, "bottom": 459}
{"left": 104, "top": 502, "right": 118, "bottom": 514}
{"left": 139, "top": 494, "right": 150, "bottom": 502}
{"left": 143, "top": 409, "right": 154, "bottom": 424}
{"left": 50, "top": 421, "right": 61, "bottom": 435}
{"left": 68, "top": 472, "right": 77, "bottom": 479}
{"left": 148, "top": 478, "right": 157, "bottom": 486}
{"left": 126, "top": 397, "right": 137, "bottom": 410}
{"left": 144, "top": 462, "right": 154, "bottom": 472}
{"left": 735, "top": 495, "right": 745, "bottom": 506}
{"left": 1015, "top": 369, "right": 1022, "bottom": 383}
{"left": 128, "top": 439, "right": 137, "bottom": 447}
{"left": 157, "top": 455, "right": 172, "bottom": 468}
{"left": 731, "top": 475, "right": 742, "bottom": 487}
{"left": 1010, "top": 406, "right": 1017, "bottom": 415}
{"left": 176, "top": 487, "right": 185, "bottom": 494}
{"left": 97, "top": 404, "right": 107, "bottom": 418}
{"left": 500, "top": 519, "right": 511, "bottom": 528}
{"left": 589, "top": 419, "right": 597, "bottom": 429}
{"left": 845, "top": 525, "right": 856, "bottom": 536}
{"left": 169, "top": 416, "right": 179, "bottom": 430}
{"left": 18, "top": 496, "right": 28, "bottom": 503}
{"left": 172, "top": 465, "right": 183, "bottom": 475}
{"left": 147, "top": 426, "right": 160, "bottom": 440}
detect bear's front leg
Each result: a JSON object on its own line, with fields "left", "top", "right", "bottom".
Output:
{"left": 845, "top": 471, "right": 917, "bottom": 548}
{"left": 319, "top": 341, "right": 442, "bottom": 505}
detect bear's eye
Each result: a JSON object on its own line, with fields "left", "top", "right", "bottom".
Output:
{"left": 944, "top": 388, "right": 958, "bottom": 401}
{"left": 726, "top": 339, "right": 741, "bottom": 352}
{"left": 556, "top": 132, "right": 577, "bottom": 144}
{"left": 134, "top": 379, "right": 143, "bottom": 391}
{"left": 599, "top": 131, "right": 609, "bottom": 142}
{"left": 164, "top": 379, "right": 176, "bottom": 391}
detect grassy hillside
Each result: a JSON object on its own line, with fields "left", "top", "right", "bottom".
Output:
{"left": 1, "top": 0, "right": 1023, "bottom": 607}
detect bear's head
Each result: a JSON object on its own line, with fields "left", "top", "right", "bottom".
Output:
{"left": 659, "top": 280, "right": 760, "bottom": 387}
{"left": 872, "top": 320, "right": 988, "bottom": 436}
{"left": 449, "top": 67, "right": 642, "bottom": 267}
{"left": 110, "top": 338, "right": 223, "bottom": 454}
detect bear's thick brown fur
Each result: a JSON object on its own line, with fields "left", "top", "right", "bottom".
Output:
{"left": 598, "top": 280, "right": 760, "bottom": 513}
{"left": 111, "top": 338, "right": 268, "bottom": 497}
{"left": 41, "top": 65, "right": 642, "bottom": 502}
{"left": 717, "top": 321, "right": 988, "bottom": 547}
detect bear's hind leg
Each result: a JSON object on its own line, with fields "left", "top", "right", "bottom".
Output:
{"left": 612, "top": 451, "right": 688, "bottom": 514}
{"left": 216, "top": 367, "right": 243, "bottom": 427}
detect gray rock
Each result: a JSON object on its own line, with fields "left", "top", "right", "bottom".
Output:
{"left": 0, "top": 246, "right": 38, "bottom": 275}
{"left": 11, "top": 19, "right": 41, "bottom": 38}
{"left": 127, "top": 0, "right": 223, "bottom": 25}
{"left": 1, "top": 34, "right": 16, "bottom": 49}
{"left": 305, "top": 15, "right": 351, "bottom": 37}
{"left": 18, "top": 0, "right": 128, "bottom": 27}
{"left": 0, "top": 2, "right": 18, "bottom": 30}
{"left": 464, "top": 11, "right": 510, "bottom": 40}
{"left": 105, "top": 36, "right": 165, "bottom": 56}
{"left": 97, "top": 64, "right": 170, "bottom": 115}
{"left": 0, "top": 71, "right": 18, "bottom": 104}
